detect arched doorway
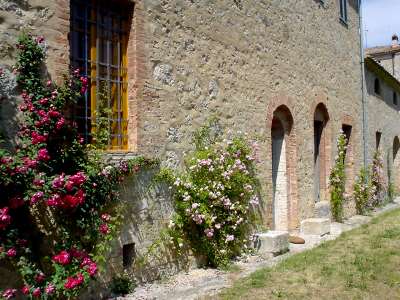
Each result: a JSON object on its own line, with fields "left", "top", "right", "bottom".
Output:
{"left": 271, "top": 105, "right": 294, "bottom": 231}
{"left": 313, "top": 103, "right": 330, "bottom": 203}
{"left": 393, "top": 136, "right": 400, "bottom": 192}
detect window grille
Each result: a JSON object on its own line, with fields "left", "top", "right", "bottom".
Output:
{"left": 70, "top": 0, "right": 132, "bottom": 150}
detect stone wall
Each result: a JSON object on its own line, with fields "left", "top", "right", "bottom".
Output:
{"left": 0, "top": 0, "right": 365, "bottom": 228}
{"left": 365, "top": 68, "right": 400, "bottom": 193}
{"left": 376, "top": 53, "right": 400, "bottom": 82}
{"left": 136, "top": 0, "right": 364, "bottom": 225}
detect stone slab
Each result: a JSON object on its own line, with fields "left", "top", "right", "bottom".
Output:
{"left": 254, "top": 231, "right": 289, "bottom": 256}
{"left": 344, "top": 215, "right": 371, "bottom": 226}
{"left": 330, "top": 222, "right": 354, "bottom": 236}
{"left": 314, "top": 201, "right": 331, "bottom": 219}
{"left": 300, "top": 218, "right": 330, "bottom": 236}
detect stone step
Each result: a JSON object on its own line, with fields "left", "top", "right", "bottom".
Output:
{"left": 344, "top": 215, "right": 371, "bottom": 226}
{"left": 300, "top": 218, "right": 330, "bottom": 236}
{"left": 254, "top": 231, "right": 289, "bottom": 256}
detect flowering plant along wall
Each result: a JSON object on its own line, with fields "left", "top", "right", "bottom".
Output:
{"left": 0, "top": 34, "right": 156, "bottom": 299}
{"left": 163, "top": 124, "right": 261, "bottom": 267}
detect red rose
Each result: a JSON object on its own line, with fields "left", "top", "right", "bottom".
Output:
{"left": 52, "top": 250, "right": 71, "bottom": 265}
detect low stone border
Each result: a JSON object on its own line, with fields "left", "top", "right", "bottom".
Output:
{"left": 120, "top": 199, "right": 400, "bottom": 300}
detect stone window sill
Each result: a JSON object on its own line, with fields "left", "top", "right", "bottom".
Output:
{"left": 103, "top": 151, "right": 139, "bottom": 164}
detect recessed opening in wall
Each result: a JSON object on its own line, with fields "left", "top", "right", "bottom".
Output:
{"left": 376, "top": 131, "right": 382, "bottom": 151}
{"left": 393, "top": 92, "right": 398, "bottom": 106}
{"left": 374, "top": 78, "right": 381, "bottom": 95}
{"left": 313, "top": 103, "right": 330, "bottom": 203}
{"left": 342, "top": 124, "right": 353, "bottom": 193}
{"left": 123, "top": 243, "right": 136, "bottom": 269}
{"left": 342, "top": 125, "right": 352, "bottom": 157}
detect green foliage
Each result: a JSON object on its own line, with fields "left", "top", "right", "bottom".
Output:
{"left": 329, "top": 131, "right": 347, "bottom": 222}
{"left": 370, "top": 151, "right": 387, "bottom": 207}
{"left": 0, "top": 33, "right": 158, "bottom": 299}
{"left": 166, "top": 123, "right": 261, "bottom": 268}
{"left": 110, "top": 272, "right": 136, "bottom": 295}
{"left": 91, "top": 83, "right": 112, "bottom": 150}
{"left": 354, "top": 167, "right": 371, "bottom": 215}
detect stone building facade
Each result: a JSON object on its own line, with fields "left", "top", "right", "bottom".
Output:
{"left": 1, "top": 0, "right": 386, "bottom": 287}
{"left": 0, "top": 0, "right": 364, "bottom": 230}
{"left": 366, "top": 34, "right": 400, "bottom": 82}
{"left": 365, "top": 48, "right": 400, "bottom": 194}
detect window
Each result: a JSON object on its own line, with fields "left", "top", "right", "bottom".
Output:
{"left": 339, "top": 0, "right": 348, "bottom": 24}
{"left": 374, "top": 78, "right": 381, "bottom": 95}
{"left": 70, "top": 0, "right": 133, "bottom": 150}
{"left": 394, "top": 92, "right": 398, "bottom": 106}
{"left": 376, "top": 131, "right": 382, "bottom": 150}
{"left": 342, "top": 125, "right": 352, "bottom": 160}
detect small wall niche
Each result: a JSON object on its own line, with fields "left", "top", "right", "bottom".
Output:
{"left": 122, "top": 243, "right": 136, "bottom": 270}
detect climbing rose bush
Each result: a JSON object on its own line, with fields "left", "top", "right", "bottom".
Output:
{"left": 0, "top": 34, "right": 155, "bottom": 299}
{"left": 370, "top": 151, "right": 387, "bottom": 207}
{"left": 166, "top": 132, "right": 260, "bottom": 267}
{"left": 329, "top": 131, "right": 347, "bottom": 222}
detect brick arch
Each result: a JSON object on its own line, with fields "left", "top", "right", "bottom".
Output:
{"left": 266, "top": 95, "right": 299, "bottom": 230}
{"left": 312, "top": 102, "right": 332, "bottom": 203}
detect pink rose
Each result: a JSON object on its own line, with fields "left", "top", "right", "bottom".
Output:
{"left": 32, "top": 287, "right": 41, "bottom": 298}
{"left": 2, "top": 289, "right": 17, "bottom": 299}
{"left": 31, "top": 191, "right": 44, "bottom": 205}
{"left": 35, "top": 272, "right": 45, "bottom": 283}
{"left": 101, "top": 213, "right": 111, "bottom": 222}
{"left": 6, "top": 248, "right": 17, "bottom": 257}
{"left": 99, "top": 223, "right": 110, "bottom": 235}
{"left": 45, "top": 284, "right": 55, "bottom": 295}
{"left": 37, "top": 149, "right": 50, "bottom": 161}
{"left": 52, "top": 250, "right": 71, "bottom": 265}
{"left": 21, "top": 285, "right": 30, "bottom": 295}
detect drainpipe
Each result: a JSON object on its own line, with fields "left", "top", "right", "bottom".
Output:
{"left": 359, "top": 0, "right": 368, "bottom": 169}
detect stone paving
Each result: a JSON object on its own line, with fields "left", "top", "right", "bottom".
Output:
{"left": 119, "top": 199, "right": 400, "bottom": 300}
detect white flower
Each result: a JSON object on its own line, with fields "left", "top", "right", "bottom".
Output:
{"left": 168, "top": 220, "right": 175, "bottom": 228}
{"left": 225, "top": 235, "right": 235, "bottom": 243}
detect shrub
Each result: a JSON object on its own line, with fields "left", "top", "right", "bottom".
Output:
{"left": 329, "top": 131, "right": 347, "bottom": 222}
{"left": 370, "top": 151, "right": 386, "bottom": 207}
{"left": 0, "top": 34, "right": 156, "bottom": 299}
{"left": 164, "top": 123, "right": 261, "bottom": 267}
{"left": 353, "top": 167, "right": 371, "bottom": 215}
{"left": 110, "top": 273, "right": 136, "bottom": 295}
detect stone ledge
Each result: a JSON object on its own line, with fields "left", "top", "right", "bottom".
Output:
{"left": 254, "top": 231, "right": 289, "bottom": 256}
{"left": 103, "top": 152, "right": 139, "bottom": 165}
{"left": 300, "top": 218, "right": 330, "bottom": 236}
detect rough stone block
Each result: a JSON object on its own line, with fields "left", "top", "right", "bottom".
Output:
{"left": 300, "top": 218, "right": 330, "bottom": 236}
{"left": 314, "top": 201, "right": 331, "bottom": 218}
{"left": 254, "top": 231, "right": 289, "bottom": 255}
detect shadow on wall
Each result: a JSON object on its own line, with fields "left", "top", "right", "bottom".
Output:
{"left": 0, "top": 65, "right": 19, "bottom": 150}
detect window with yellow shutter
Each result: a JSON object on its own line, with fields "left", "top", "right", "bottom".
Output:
{"left": 70, "top": 0, "right": 132, "bottom": 150}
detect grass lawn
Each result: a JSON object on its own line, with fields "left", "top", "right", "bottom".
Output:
{"left": 217, "top": 208, "right": 400, "bottom": 300}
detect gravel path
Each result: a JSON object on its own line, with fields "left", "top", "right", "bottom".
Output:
{"left": 118, "top": 199, "right": 400, "bottom": 300}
